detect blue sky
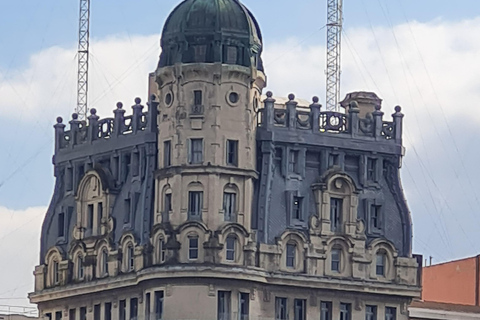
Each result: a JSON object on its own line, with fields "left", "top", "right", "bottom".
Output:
{"left": 2, "top": 0, "right": 480, "bottom": 309}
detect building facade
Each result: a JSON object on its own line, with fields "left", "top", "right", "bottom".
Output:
{"left": 30, "top": 0, "right": 421, "bottom": 319}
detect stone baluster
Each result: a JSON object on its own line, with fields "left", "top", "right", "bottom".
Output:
{"left": 54, "top": 117, "right": 66, "bottom": 151}
{"left": 286, "top": 93, "right": 297, "bottom": 129}
{"left": 132, "top": 97, "right": 144, "bottom": 133}
{"left": 87, "top": 108, "right": 99, "bottom": 142}
{"left": 393, "top": 106, "right": 404, "bottom": 143}
{"left": 69, "top": 113, "right": 81, "bottom": 147}
{"left": 263, "top": 91, "right": 275, "bottom": 129}
{"left": 372, "top": 104, "right": 384, "bottom": 141}
{"left": 310, "top": 96, "right": 321, "bottom": 133}
{"left": 349, "top": 101, "right": 360, "bottom": 137}
{"left": 114, "top": 102, "right": 125, "bottom": 136}
{"left": 147, "top": 94, "right": 159, "bottom": 133}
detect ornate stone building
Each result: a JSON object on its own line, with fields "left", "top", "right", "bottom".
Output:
{"left": 29, "top": 0, "right": 421, "bottom": 319}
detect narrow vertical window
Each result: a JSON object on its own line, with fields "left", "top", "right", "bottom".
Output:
{"left": 217, "top": 291, "right": 231, "bottom": 320}
{"left": 80, "top": 307, "right": 87, "bottom": 320}
{"left": 371, "top": 205, "right": 382, "bottom": 231}
{"left": 225, "top": 236, "right": 235, "bottom": 261}
{"left": 367, "top": 158, "right": 377, "bottom": 181}
{"left": 320, "top": 301, "right": 332, "bottom": 320}
{"left": 340, "top": 303, "right": 351, "bottom": 320}
{"left": 154, "top": 291, "right": 164, "bottom": 320}
{"left": 194, "top": 90, "right": 203, "bottom": 105}
{"left": 58, "top": 213, "right": 65, "bottom": 237}
{"left": 189, "top": 138, "right": 203, "bottom": 164}
{"left": 98, "top": 202, "right": 103, "bottom": 220}
{"left": 330, "top": 198, "right": 342, "bottom": 232}
{"left": 376, "top": 253, "right": 386, "bottom": 276}
{"left": 226, "top": 140, "right": 238, "bottom": 166}
{"left": 53, "top": 260, "right": 60, "bottom": 284}
{"left": 66, "top": 167, "right": 73, "bottom": 191}
{"left": 124, "top": 198, "right": 131, "bottom": 224}
{"left": 189, "top": 236, "right": 199, "bottom": 260}
{"left": 105, "top": 303, "right": 112, "bottom": 320}
{"left": 69, "top": 309, "right": 76, "bottom": 320}
{"left": 119, "top": 300, "right": 126, "bottom": 320}
{"left": 292, "top": 197, "right": 302, "bottom": 221}
{"left": 286, "top": 243, "right": 296, "bottom": 268}
{"left": 275, "top": 297, "right": 288, "bottom": 320}
{"left": 294, "top": 299, "right": 306, "bottom": 320}
{"left": 55, "top": 311, "right": 62, "bottom": 320}
{"left": 188, "top": 191, "right": 203, "bottom": 219}
{"left": 77, "top": 255, "right": 84, "bottom": 280}
{"left": 159, "top": 238, "right": 166, "bottom": 263}
{"left": 239, "top": 292, "right": 249, "bottom": 320}
{"left": 223, "top": 192, "right": 236, "bottom": 222}
{"left": 163, "top": 141, "right": 171, "bottom": 167}
{"left": 164, "top": 193, "right": 172, "bottom": 216}
{"left": 145, "top": 293, "right": 151, "bottom": 320}
{"left": 127, "top": 244, "right": 135, "bottom": 271}
{"left": 87, "top": 204, "right": 94, "bottom": 230}
{"left": 385, "top": 307, "right": 396, "bottom": 320}
{"left": 102, "top": 248, "right": 109, "bottom": 276}
{"left": 289, "top": 150, "right": 299, "bottom": 173}
{"left": 45, "top": 313, "right": 52, "bottom": 320}
{"left": 94, "top": 305, "right": 100, "bottom": 320}
{"left": 366, "top": 305, "right": 377, "bottom": 320}
{"left": 331, "top": 249, "right": 341, "bottom": 273}
{"left": 130, "top": 298, "right": 138, "bottom": 320}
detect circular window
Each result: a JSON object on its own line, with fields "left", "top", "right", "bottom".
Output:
{"left": 165, "top": 93, "right": 173, "bottom": 106}
{"left": 229, "top": 92, "right": 239, "bottom": 104}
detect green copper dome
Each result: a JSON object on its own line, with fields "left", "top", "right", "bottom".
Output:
{"left": 158, "top": 0, "right": 264, "bottom": 71}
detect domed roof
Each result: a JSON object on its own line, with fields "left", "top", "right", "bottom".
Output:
{"left": 158, "top": 0, "right": 264, "bottom": 71}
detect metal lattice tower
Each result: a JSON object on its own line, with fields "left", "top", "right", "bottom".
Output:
{"left": 76, "top": 0, "right": 90, "bottom": 120}
{"left": 326, "top": 0, "right": 343, "bottom": 111}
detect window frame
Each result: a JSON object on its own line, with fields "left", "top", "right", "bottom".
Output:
{"left": 292, "top": 196, "right": 303, "bottom": 221}
{"left": 189, "top": 138, "right": 204, "bottom": 164}
{"left": 330, "top": 197, "right": 343, "bottom": 232}
{"left": 288, "top": 150, "right": 300, "bottom": 174}
{"left": 320, "top": 301, "right": 332, "bottom": 320}
{"left": 188, "top": 235, "right": 199, "bottom": 260}
{"left": 126, "top": 243, "right": 135, "bottom": 272}
{"left": 188, "top": 191, "right": 203, "bottom": 220}
{"left": 238, "top": 292, "right": 249, "bottom": 320}
{"left": 225, "top": 236, "right": 236, "bottom": 262}
{"left": 275, "top": 297, "right": 288, "bottom": 320}
{"left": 294, "top": 299, "right": 306, "bottom": 320}
{"left": 223, "top": 192, "right": 236, "bottom": 222}
{"left": 365, "top": 305, "right": 377, "bottom": 320}
{"left": 286, "top": 243, "right": 296, "bottom": 268}
{"left": 163, "top": 140, "right": 171, "bottom": 167}
{"left": 376, "top": 252, "right": 386, "bottom": 276}
{"left": 340, "top": 303, "right": 351, "bottom": 320}
{"left": 226, "top": 140, "right": 238, "bottom": 166}
{"left": 76, "top": 254, "right": 84, "bottom": 280}
{"left": 154, "top": 291, "right": 164, "bottom": 320}
{"left": 331, "top": 248, "right": 341, "bottom": 273}
{"left": 385, "top": 307, "right": 397, "bottom": 320}
{"left": 217, "top": 291, "right": 231, "bottom": 320}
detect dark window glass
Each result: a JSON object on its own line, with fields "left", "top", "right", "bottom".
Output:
{"left": 275, "top": 297, "right": 288, "bottom": 320}
{"left": 159, "top": 239, "right": 166, "bottom": 263}
{"left": 77, "top": 255, "right": 84, "bottom": 279}
{"left": 58, "top": 213, "right": 65, "bottom": 237}
{"left": 69, "top": 309, "right": 76, "bottom": 320}
{"left": 126, "top": 244, "right": 134, "bottom": 271}
{"left": 124, "top": 198, "right": 131, "bottom": 224}
{"left": 94, "top": 305, "right": 100, "bottom": 320}
{"left": 155, "top": 291, "right": 164, "bottom": 320}
{"left": 194, "top": 90, "right": 203, "bottom": 105}
{"left": 340, "top": 303, "right": 351, "bottom": 320}
{"left": 87, "top": 204, "right": 94, "bottom": 229}
{"left": 189, "top": 236, "right": 199, "bottom": 260}
{"left": 366, "top": 305, "right": 377, "bottom": 320}
{"left": 223, "top": 192, "right": 236, "bottom": 221}
{"left": 226, "top": 236, "right": 235, "bottom": 261}
{"left": 239, "top": 293, "right": 249, "bottom": 320}
{"left": 385, "top": 307, "right": 396, "bottom": 320}
{"left": 105, "top": 303, "right": 112, "bottom": 320}
{"left": 45, "top": 313, "right": 52, "bottom": 320}
{"left": 226, "top": 140, "right": 238, "bottom": 166}
{"left": 165, "top": 193, "right": 172, "bottom": 213}
{"left": 329, "top": 154, "right": 339, "bottom": 167}
{"left": 293, "top": 197, "right": 302, "bottom": 220}
{"left": 294, "top": 299, "right": 306, "bottom": 320}
{"left": 130, "top": 298, "right": 138, "bottom": 320}
{"left": 286, "top": 243, "right": 296, "bottom": 268}
{"left": 228, "top": 92, "right": 239, "bottom": 104}
{"left": 66, "top": 167, "right": 73, "bottom": 191}
{"left": 367, "top": 158, "right": 377, "bottom": 181}
{"left": 289, "top": 150, "right": 299, "bottom": 173}
{"left": 102, "top": 249, "right": 109, "bottom": 276}
{"left": 376, "top": 253, "right": 386, "bottom": 276}
{"left": 217, "top": 291, "right": 231, "bottom": 320}
{"left": 371, "top": 205, "right": 382, "bottom": 230}
{"left": 330, "top": 198, "right": 342, "bottom": 232}
{"left": 55, "top": 311, "right": 62, "bottom": 320}
{"left": 163, "top": 141, "right": 171, "bottom": 167}
{"left": 98, "top": 202, "right": 103, "bottom": 220}
{"left": 194, "top": 46, "right": 207, "bottom": 62}
{"left": 80, "top": 307, "right": 87, "bottom": 320}
{"left": 53, "top": 261, "right": 59, "bottom": 284}
{"left": 188, "top": 191, "right": 203, "bottom": 219}
{"left": 331, "top": 249, "right": 341, "bottom": 272}
{"left": 190, "top": 139, "right": 203, "bottom": 164}
{"left": 119, "top": 301, "right": 126, "bottom": 320}
{"left": 320, "top": 301, "right": 332, "bottom": 320}
{"left": 145, "top": 294, "right": 150, "bottom": 320}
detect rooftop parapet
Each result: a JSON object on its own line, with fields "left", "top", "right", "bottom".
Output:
{"left": 53, "top": 97, "right": 158, "bottom": 157}
{"left": 257, "top": 91, "right": 403, "bottom": 145}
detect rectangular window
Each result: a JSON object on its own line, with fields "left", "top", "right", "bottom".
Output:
{"left": 293, "top": 197, "right": 303, "bottom": 221}
{"left": 223, "top": 192, "right": 236, "bottom": 222}
{"left": 58, "top": 213, "right": 65, "bottom": 237}
{"left": 331, "top": 249, "right": 341, "bottom": 273}
{"left": 188, "top": 191, "right": 203, "bottom": 219}
{"left": 385, "top": 307, "right": 396, "bottom": 320}
{"left": 98, "top": 202, "right": 103, "bottom": 220}
{"left": 53, "top": 261, "right": 60, "bottom": 284}
{"left": 367, "top": 158, "right": 377, "bottom": 181}
{"left": 371, "top": 205, "right": 382, "bottom": 230}
{"left": 119, "top": 300, "right": 126, "bottom": 320}
{"left": 145, "top": 293, "right": 151, "bottom": 320}
{"left": 286, "top": 243, "right": 296, "bottom": 268}
{"left": 124, "top": 198, "right": 131, "bottom": 223}
{"left": 69, "top": 309, "right": 76, "bottom": 320}
{"left": 55, "top": 311, "right": 62, "bottom": 320}
{"left": 226, "top": 46, "right": 238, "bottom": 64}
{"left": 226, "top": 236, "right": 235, "bottom": 261}
{"left": 320, "top": 301, "right": 332, "bottom": 320}
{"left": 329, "top": 154, "right": 339, "bottom": 167}
{"left": 164, "top": 193, "right": 172, "bottom": 213}
{"left": 330, "top": 198, "right": 342, "bottom": 232}
{"left": 189, "top": 237, "right": 199, "bottom": 260}
{"left": 94, "top": 304, "right": 100, "bottom": 320}
{"left": 160, "top": 239, "right": 166, "bottom": 263}
{"left": 226, "top": 140, "right": 238, "bottom": 166}
{"left": 87, "top": 204, "right": 94, "bottom": 229}
{"left": 275, "top": 297, "right": 288, "bottom": 320}
{"left": 376, "top": 254, "right": 385, "bottom": 276}
{"left": 217, "top": 291, "right": 231, "bottom": 320}
{"left": 130, "top": 298, "right": 138, "bottom": 320}
{"left": 239, "top": 292, "right": 249, "bottom": 320}
{"left": 194, "top": 90, "right": 203, "bottom": 105}
{"left": 294, "top": 299, "right": 306, "bottom": 320}
{"left": 340, "top": 303, "right": 351, "bottom": 320}
{"left": 80, "top": 307, "right": 87, "bottom": 320}
{"left": 289, "top": 150, "right": 299, "bottom": 173}
{"left": 154, "top": 291, "right": 164, "bottom": 320}
{"left": 105, "top": 303, "right": 112, "bottom": 320}
{"left": 189, "top": 138, "right": 203, "bottom": 164}
{"left": 163, "top": 141, "right": 171, "bottom": 167}
{"left": 366, "top": 305, "right": 377, "bottom": 320}
{"left": 45, "top": 313, "right": 52, "bottom": 320}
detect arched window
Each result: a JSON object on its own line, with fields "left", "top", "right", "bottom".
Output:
{"left": 331, "top": 248, "right": 341, "bottom": 273}
{"left": 101, "top": 248, "right": 109, "bottom": 276}
{"left": 225, "top": 236, "right": 236, "bottom": 261}
{"left": 76, "top": 254, "right": 84, "bottom": 280}
{"left": 286, "top": 242, "right": 296, "bottom": 268}
{"left": 188, "top": 235, "right": 199, "bottom": 260}
{"left": 76, "top": 173, "right": 108, "bottom": 238}
{"left": 376, "top": 252, "right": 386, "bottom": 276}
{"left": 158, "top": 238, "right": 166, "bottom": 264}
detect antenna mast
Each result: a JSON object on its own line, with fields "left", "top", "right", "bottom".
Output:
{"left": 76, "top": 0, "right": 90, "bottom": 120}
{"left": 325, "top": 0, "right": 343, "bottom": 111}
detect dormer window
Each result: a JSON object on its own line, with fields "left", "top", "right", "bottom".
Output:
{"left": 367, "top": 158, "right": 378, "bottom": 181}
{"left": 293, "top": 197, "right": 303, "bottom": 221}
{"left": 330, "top": 198, "right": 342, "bottom": 232}
{"left": 76, "top": 255, "right": 84, "bottom": 280}
{"left": 53, "top": 261, "right": 60, "bottom": 285}
{"left": 376, "top": 253, "right": 386, "bottom": 276}
{"left": 288, "top": 150, "right": 299, "bottom": 174}
{"left": 286, "top": 243, "right": 296, "bottom": 268}
{"left": 331, "top": 249, "right": 341, "bottom": 273}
